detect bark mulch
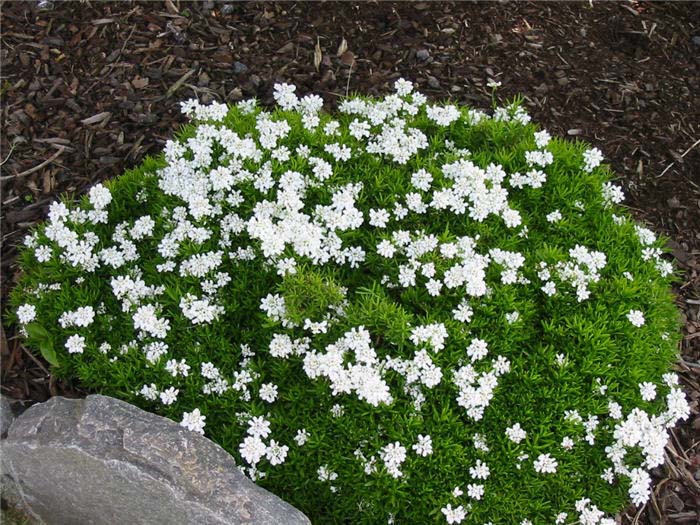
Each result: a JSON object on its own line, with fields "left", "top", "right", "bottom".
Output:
{"left": 1, "top": 2, "right": 699, "bottom": 523}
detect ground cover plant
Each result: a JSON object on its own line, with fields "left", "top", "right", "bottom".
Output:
{"left": 8, "top": 80, "right": 690, "bottom": 524}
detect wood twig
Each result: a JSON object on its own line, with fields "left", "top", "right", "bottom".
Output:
{"left": 0, "top": 146, "right": 64, "bottom": 182}
{"left": 657, "top": 137, "right": 700, "bottom": 178}
{"left": 0, "top": 142, "right": 17, "bottom": 167}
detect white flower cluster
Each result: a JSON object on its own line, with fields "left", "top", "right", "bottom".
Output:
{"left": 583, "top": 147, "right": 604, "bottom": 173}
{"left": 604, "top": 382, "right": 689, "bottom": 499}
{"left": 453, "top": 342, "right": 511, "bottom": 421}
{"left": 379, "top": 441, "right": 407, "bottom": 478}
{"left": 17, "top": 304, "right": 37, "bottom": 324}
{"left": 180, "top": 408, "right": 206, "bottom": 434}
{"left": 533, "top": 453, "right": 558, "bottom": 474}
{"left": 426, "top": 104, "right": 461, "bottom": 126}
{"left": 537, "top": 245, "right": 607, "bottom": 301}
{"left": 303, "top": 327, "right": 393, "bottom": 407}
{"left": 239, "top": 415, "right": 289, "bottom": 477}
{"left": 58, "top": 306, "right": 95, "bottom": 328}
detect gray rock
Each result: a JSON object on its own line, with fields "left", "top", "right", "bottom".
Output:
{"left": 1, "top": 395, "right": 310, "bottom": 525}
{"left": 416, "top": 49, "right": 430, "bottom": 61}
{"left": 1, "top": 395, "right": 15, "bottom": 439}
{"left": 232, "top": 61, "right": 248, "bottom": 74}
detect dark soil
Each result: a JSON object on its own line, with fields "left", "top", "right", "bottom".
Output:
{"left": 1, "top": 2, "right": 699, "bottom": 523}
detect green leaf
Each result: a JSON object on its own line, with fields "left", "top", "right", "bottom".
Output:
{"left": 25, "top": 323, "right": 49, "bottom": 342}
{"left": 38, "top": 340, "right": 59, "bottom": 367}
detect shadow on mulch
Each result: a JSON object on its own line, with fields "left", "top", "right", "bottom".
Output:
{"left": 1, "top": 1, "right": 699, "bottom": 523}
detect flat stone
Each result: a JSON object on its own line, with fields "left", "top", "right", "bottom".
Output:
{"left": 1, "top": 395, "right": 310, "bottom": 525}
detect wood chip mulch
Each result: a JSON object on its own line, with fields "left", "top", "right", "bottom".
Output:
{"left": 1, "top": 2, "right": 698, "bottom": 523}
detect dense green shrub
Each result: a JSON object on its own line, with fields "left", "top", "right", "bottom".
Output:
{"left": 10, "top": 80, "right": 689, "bottom": 524}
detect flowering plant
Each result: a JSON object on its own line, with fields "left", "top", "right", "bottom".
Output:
{"left": 10, "top": 79, "right": 688, "bottom": 524}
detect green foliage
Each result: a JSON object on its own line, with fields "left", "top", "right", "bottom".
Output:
{"left": 7, "top": 92, "right": 683, "bottom": 524}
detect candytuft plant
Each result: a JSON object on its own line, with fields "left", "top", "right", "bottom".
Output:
{"left": 9, "top": 79, "right": 689, "bottom": 524}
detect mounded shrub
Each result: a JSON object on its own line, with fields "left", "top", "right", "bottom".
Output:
{"left": 10, "top": 80, "right": 689, "bottom": 524}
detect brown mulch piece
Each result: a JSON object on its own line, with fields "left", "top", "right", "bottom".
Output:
{"left": 1, "top": 1, "right": 699, "bottom": 522}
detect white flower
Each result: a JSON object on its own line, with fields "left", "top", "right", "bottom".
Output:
{"left": 59, "top": 306, "right": 96, "bottom": 328}
{"left": 133, "top": 304, "right": 170, "bottom": 339}
{"left": 139, "top": 383, "right": 159, "bottom": 401}
{"left": 180, "top": 294, "right": 224, "bottom": 325}
{"left": 534, "top": 130, "right": 551, "bottom": 149}
{"left": 546, "top": 210, "right": 562, "bottom": 223}
{"left": 412, "top": 434, "right": 433, "bottom": 457}
{"left": 505, "top": 423, "right": 527, "bottom": 443}
{"left": 467, "top": 483, "right": 484, "bottom": 500}
{"left": 628, "top": 468, "right": 651, "bottom": 505}
{"left": 259, "top": 383, "right": 278, "bottom": 403}
{"left": 349, "top": 119, "right": 371, "bottom": 139}
{"left": 542, "top": 281, "right": 557, "bottom": 296}
{"left": 473, "top": 433, "right": 489, "bottom": 452}
{"left": 601, "top": 468, "right": 615, "bottom": 484}
{"left": 379, "top": 441, "right": 407, "bottom": 478}
{"left": 583, "top": 147, "right": 604, "bottom": 172}
{"left": 273, "top": 83, "right": 299, "bottom": 111}
{"left": 533, "top": 453, "right": 558, "bottom": 474}
{"left": 17, "top": 304, "right": 37, "bottom": 324}
{"left": 200, "top": 362, "right": 220, "bottom": 380}
{"left": 394, "top": 78, "right": 413, "bottom": 96}
{"left": 65, "top": 334, "right": 86, "bottom": 354}
{"left": 627, "top": 309, "right": 645, "bottom": 327}
{"left": 159, "top": 386, "right": 179, "bottom": 406}
{"left": 369, "top": 208, "right": 391, "bottom": 228}
{"left": 180, "top": 408, "right": 206, "bottom": 434}
{"left": 441, "top": 503, "right": 466, "bottom": 524}
{"left": 266, "top": 439, "right": 289, "bottom": 466}
{"left": 317, "top": 464, "right": 338, "bottom": 482}
{"left": 324, "top": 120, "right": 340, "bottom": 136}
{"left": 639, "top": 382, "right": 657, "bottom": 401}
{"left": 89, "top": 184, "right": 112, "bottom": 209}
{"left": 525, "top": 150, "right": 553, "bottom": 167}
{"left": 165, "top": 358, "right": 190, "bottom": 378}
{"left": 426, "top": 279, "right": 443, "bottom": 296}
{"left": 561, "top": 436, "right": 575, "bottom": 450}
{"left": 607, "top": 400, "right": 623, "bottom": 420}
{"left": 466, "top": 338, "right": 489, "bottom": 362}
{"left": 143, "top": 341, "right": 168, "bottom": 364}
{"left": 411, "top": 169, "right": 433, "bottom": 191}
{"left": 453, "top": 300, "right": 473, "bottom": 323}
{"left": 377, "top": 240, "right": 396, "bottom": 259}
{"left": 294, "top": 428, "right": 310, "bottom": 446}
{"left": 663, "top": 372, "right": 679, "bottom": 387}
{"left": 240, "top": 435, "right": 267, "bottom": 466}
{"left": 247, "top": 416, "right": 271, "bottom": 438}
{"left": 602, "top": 182, "right": 625, "bottom": 206}
{"left": 35, "top": 245, "right": 52, "bottom": 262}
{"left": 469, "top": 459, "right": 490, "bottom": 480}
{"left": 426, "top": 105, "right": 461, "bottom": 126}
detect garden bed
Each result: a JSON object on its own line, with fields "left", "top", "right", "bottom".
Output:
{"left": 1, "top": 2, "right": 699, "bottom": 523}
